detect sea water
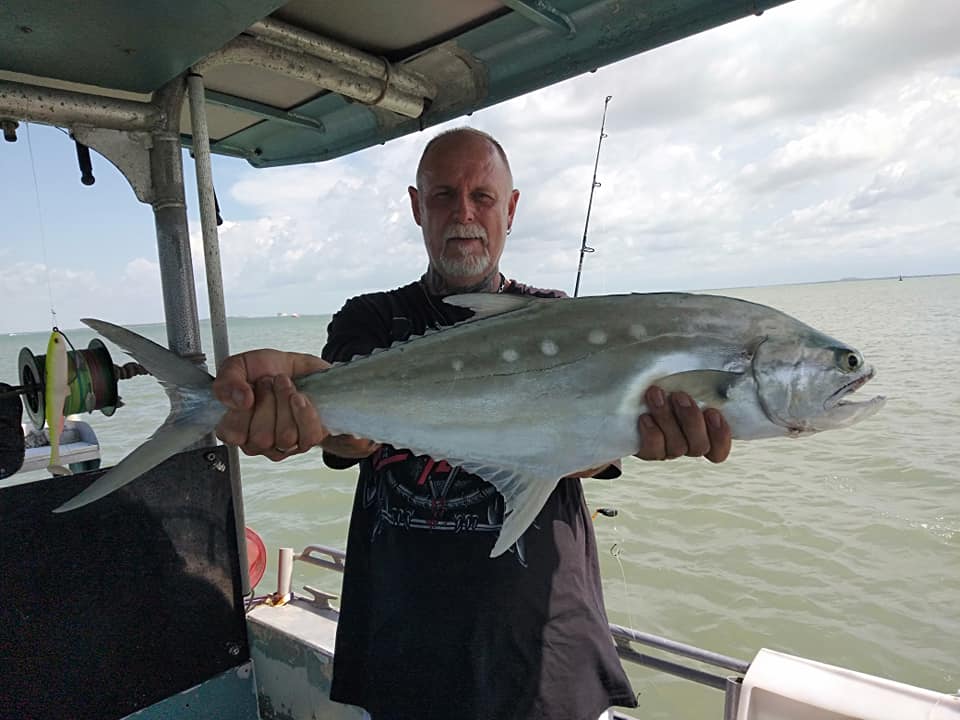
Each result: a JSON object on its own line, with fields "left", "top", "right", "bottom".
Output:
{"left": 2, "top": 275, "right": 957, "bottom": 718}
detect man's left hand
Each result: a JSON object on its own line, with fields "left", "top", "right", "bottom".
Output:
{"left": 635, "top": 385, "right": 731, "bottom": 463}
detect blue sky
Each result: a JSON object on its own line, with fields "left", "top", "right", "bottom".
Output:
{"left": 2, "top": 0, "right": 959, "bottom": 334}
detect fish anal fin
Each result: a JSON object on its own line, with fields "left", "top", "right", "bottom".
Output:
{"left": 451, "top": 459, "right": 561, "bottom": 558}
{"left": 654, "top": 369, "right": 744, "bottom": 406}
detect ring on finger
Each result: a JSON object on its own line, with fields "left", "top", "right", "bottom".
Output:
{"left": 274, "top": 445, "right": 297, "bottom": 454}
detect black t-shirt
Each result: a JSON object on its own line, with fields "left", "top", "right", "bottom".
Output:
{"left": 321, "top": 279, "right": 636, "bottom": 720}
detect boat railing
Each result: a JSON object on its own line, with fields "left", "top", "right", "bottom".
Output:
{"left": 256, "top": 542, "right": 960, "bottom": 720}
{"left": 294, "top": 543, "right": 747, "bottom": 719}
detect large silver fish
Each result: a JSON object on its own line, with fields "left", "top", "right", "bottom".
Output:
{"left": 56, "top": 292, "right": 885, "bottom": 556}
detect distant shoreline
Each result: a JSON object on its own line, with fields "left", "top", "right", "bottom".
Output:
{"left": 697, "top": 271, "right": 958, "bottom": 294}
{"left": 4, "top": 271, "right": 958, "bottom": 336}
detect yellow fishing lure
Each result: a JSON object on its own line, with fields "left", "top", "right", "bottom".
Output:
{"left": 45, "top": 329, "right": 72, "bottom": 476}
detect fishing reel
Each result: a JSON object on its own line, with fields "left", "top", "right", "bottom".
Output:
{"left": 0, "top": 331, "right": 147, "bottom": 479}
{"left": 17, "top": 337, "right": 121, "bottom": 430}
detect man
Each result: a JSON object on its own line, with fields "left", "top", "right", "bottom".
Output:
{"left": 214, "top": 128, "right": 731, "bottom": 720}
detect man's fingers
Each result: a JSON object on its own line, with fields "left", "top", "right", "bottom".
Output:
{"left": 212, "top": 354, "right": 254, "bottom": 410}
{"left": 704, "top": 409, "right": 732, "bottom": 463}
{"left": 635, "top": 414, "right": 666, "bottom": 461}
{"left": 246, "top": 377, "right": 278, "bottom": 452}
{"left": 273, "top": 375, "right": 299, "bottom": 452}
{"left": 671, "top": 392, "right": 711, "bottom": 457}
{"left": 643, "top": 386, "right": 688, "bottom": 458}
{"left": 634, "top": 386, "right": 733, "bottom": 463}
{"left": 292, "top": 354, "right": 333, "bottom": 377}
{"left": 210, "top": 350, "right": 331, "bottom": 460}
{"left": 216, "top": 410, "right": 253, "bottom": 447}
{"left": 213, "top": 350, "right": 256, "bottom": 446}
{"left": 291, "top": 392, "right": 329, "bottom": 449}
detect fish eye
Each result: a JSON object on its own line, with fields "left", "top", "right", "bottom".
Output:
{"left": 836, "top": 349, "right": 862, "bottom": 372}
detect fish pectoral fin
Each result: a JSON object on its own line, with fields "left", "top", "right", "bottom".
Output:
{"left": 453, "top": 460, "right": 562, "bottom": 559}
{"left": 654, "top": 369, "right": 744, "bottom": 406}
{"left": 442, "top": 293, "right": 542, "bottom": 320}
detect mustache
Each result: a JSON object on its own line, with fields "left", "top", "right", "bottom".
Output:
{"left": 443, "top": 223, "right": 488, "bottom": 244}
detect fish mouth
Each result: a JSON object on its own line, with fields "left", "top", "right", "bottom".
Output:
{"left": 825, "top": 367, "right": 877, "bottom": 409}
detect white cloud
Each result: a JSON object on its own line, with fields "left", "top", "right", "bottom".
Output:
{"left": 1, "top": 0, "right": 959, "bottom": 333}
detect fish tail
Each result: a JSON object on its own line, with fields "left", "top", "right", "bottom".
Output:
{"left": 47, "top": 426, "right": 72, "bottom": 476}
{"left": 53, "top": 319, "right": 223, "bottom": 513}
{"left": 48, "top": 431, "right": 67, "bottom": 476}
{"left": 47, "top": 453, "right": 71, "bottom": 477}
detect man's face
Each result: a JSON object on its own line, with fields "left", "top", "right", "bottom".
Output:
{"left": 408, "top": 134, "right": 519, "bottom": 288}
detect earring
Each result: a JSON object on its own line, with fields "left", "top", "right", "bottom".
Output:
{"left": 507, "top": 227, "right": 512, "bottom": 236}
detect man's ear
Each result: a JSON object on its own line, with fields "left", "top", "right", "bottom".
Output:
{"left": 408, "top": 186, "right": 422, "bottom": 226}
{"left": 507, "top": 189, "right": 520, "bottom": 228}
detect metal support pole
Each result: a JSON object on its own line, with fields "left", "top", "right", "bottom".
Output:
{"left": 615, "top": 644, "right": 730, "bottom": 690}
{"left": 186, "top": 73, "right": 230, "bottom": 371}
{"left": 248, "top": 18, "right": 437, "bottom": 100}
{"left": 150, "top": 79, "right": 203, "bottom": 356}
{"left": 610, "top": 624, "right": 750, "bottom": 673}
{"left": 186, "top": 71, "right": 249, "bottom": 596}
{"left": 723, "top": 677, "right": 743, "bottom": 720}
{"left": 195, "top": 36, "right": 425, "bottom": 118}
{"left": 0, "top": 79, "right": 162, "bottom": 131}
{"left": 574, "top": 95, "right": 612, "bottom": 297}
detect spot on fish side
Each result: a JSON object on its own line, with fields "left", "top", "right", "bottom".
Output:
{"left": 540, "top": 340, "right": 558, "bottom": 356}
{"left": 588, "top": 329, "right": 608, "bottom": 345}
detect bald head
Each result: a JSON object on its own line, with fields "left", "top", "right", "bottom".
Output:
{"left": 415, "top": 128, "right": 514, "bottom": 190}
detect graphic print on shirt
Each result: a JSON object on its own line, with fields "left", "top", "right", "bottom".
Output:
{"left": 363, "top": 445, "right": 535, "bottom": 565}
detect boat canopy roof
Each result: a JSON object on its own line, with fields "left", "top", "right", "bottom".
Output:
{"left": 1, "top": 0, "right": 791, "bottom": 167}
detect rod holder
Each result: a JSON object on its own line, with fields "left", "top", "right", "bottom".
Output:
{"left": 276, "top": 547, "right": 293, "bottom": 602}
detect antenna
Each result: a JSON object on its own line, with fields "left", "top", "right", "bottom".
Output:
{"left": 573, "top": 95, "right": 612, "bottom": 298}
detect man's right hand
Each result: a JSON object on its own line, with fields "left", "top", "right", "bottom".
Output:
{"left": 213, "top": 349, "right": 381, "bottom": 463}
{"left": 213, "top": 350, "right": 332, "bottom": 462}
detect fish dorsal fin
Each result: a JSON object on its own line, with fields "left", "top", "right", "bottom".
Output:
{"left": 333, "top": 296, "right": 539, "bottom": 367}
{"left": 654, "top": 369, "right": 744, "bottom": 405}
{"left": 442, "top": 293, "right": 540, "bottom": 320}
{"left": 332, "top": 324, "right": 455, "bottom": 367}
{"left": 441, "top": 457, "right": 562, "bottom": 558}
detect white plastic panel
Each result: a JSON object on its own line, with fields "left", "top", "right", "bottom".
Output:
{"left": 738, "top": 649, "right": 960, "bottom": 720}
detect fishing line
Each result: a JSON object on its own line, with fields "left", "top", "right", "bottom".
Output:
{"left": 592, "top": 507, "right": 640, "bottom": 633}
{"left": 60, "top": 331, "right": 92, "bottom": 413}
{"left": 609, "top": 534, "right": 639, "bottom": 639}
{"left": 608, "top": 538, "right": 646, "bottom": 706}
{"left": 24, "top": 122, "right": 58, "bottom": 328}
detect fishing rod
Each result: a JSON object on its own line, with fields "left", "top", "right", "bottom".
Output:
{"left": 573, "top": 95, "right": 612, "bottom": 298}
